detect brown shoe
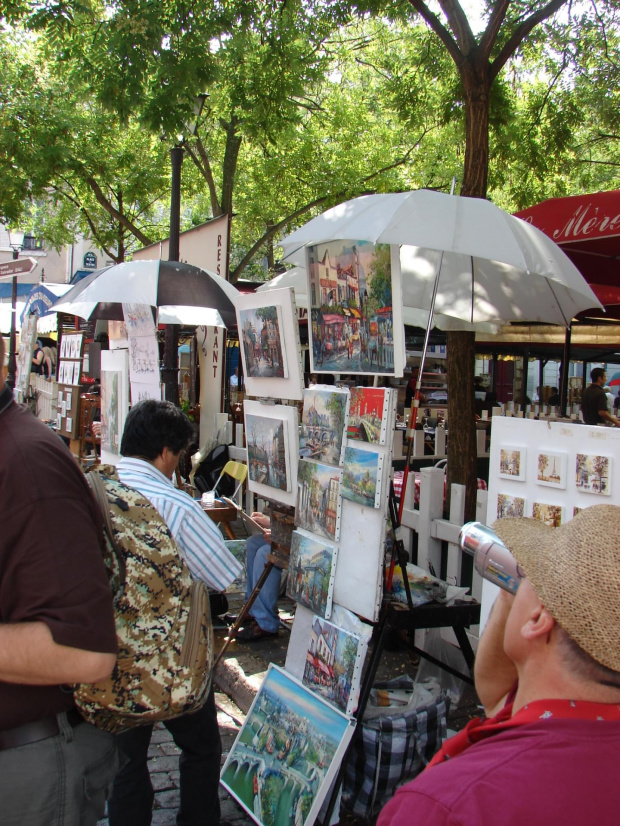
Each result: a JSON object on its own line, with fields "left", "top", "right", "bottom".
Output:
{"left": 235, "top": 619, "right": 278, "bottom": 642}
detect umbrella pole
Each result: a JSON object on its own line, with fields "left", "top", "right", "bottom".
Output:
{"left": 397, "top": 251, "right": 444, "bottom": 524}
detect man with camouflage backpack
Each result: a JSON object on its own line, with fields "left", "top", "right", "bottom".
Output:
{"left": 107, "top": 400, "right": 242, "bottom": 826}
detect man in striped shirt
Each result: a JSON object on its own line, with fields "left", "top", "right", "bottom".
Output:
{"left": 108, "top": 399, "right": 242, "bottom": 826}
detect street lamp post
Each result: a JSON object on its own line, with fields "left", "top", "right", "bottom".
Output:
{"left": 6, "top": 229, "right": 25, "bottom": 391}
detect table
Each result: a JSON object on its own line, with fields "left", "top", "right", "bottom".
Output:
{"left": 201, "top": 500, "right": 238, "bottom": 539}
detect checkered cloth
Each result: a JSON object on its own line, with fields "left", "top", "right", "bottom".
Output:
{"left": 393, "top": 470, "right": 487, "bottom": 505}
{"left": 342, "top": 677, "right": 450, "bottom": 818}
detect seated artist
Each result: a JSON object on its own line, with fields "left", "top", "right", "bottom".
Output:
{"left": 378, "top": 505, "right": 620, "bottom": 826}
{"left": 235, "top": 513, "right": 282, "bottom": 642}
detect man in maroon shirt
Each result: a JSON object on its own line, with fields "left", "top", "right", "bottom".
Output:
{"left": 0, "top": 335, "right": 120, "bottom": 824}
{"left": 379, "top": 505, "right": 620, "bottom": 826}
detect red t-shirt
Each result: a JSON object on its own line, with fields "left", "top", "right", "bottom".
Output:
{"left": 0, "top": 395, "right": 117, "bottom": 729}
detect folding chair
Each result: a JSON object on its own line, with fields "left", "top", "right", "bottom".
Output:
{"left": 212, "top": 460, "right": 248, "bottom": 502}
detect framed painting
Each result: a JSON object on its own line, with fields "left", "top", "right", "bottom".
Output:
{"left": 536, "top": 451, "right": 567, "bottom": 489}
{"left": 300, "top": 386, "right": 349, "bottom": 466}
{"left": 239, "top": 304, "right": 288, "bottom": 379}
{"left": 296, "top": 459, "right": 342, "bottom": 540}
{"left": 496, "top": 493, "right": 526, "bottom": 519}
{"left": 307, "top": 240, "right": 404, "bottom": 377}
{"left": 245, "top": 401, "right": 299, "bottom": 507}
{"left": 498, "top": 446, "right": 526, "bottom": 481}
{"left": 346, "top": 387, "right": 390, "bottom": 445}
{"left": 575, "top": 453, "right": 612, "bottom": 496}
{"left": 532, "top": 501, "right": 564, "bottom": 527}
{"left": 101, "top": 371, "right": 121, "bottom": 456}
{"left": 287, "top": 531, "right": 337, "bottom": 619}
{"left": 221, "top": 665, "right": 354, "bottom": 826}
{"left": 341, "top": 446, "right": 383, "bottom": 509}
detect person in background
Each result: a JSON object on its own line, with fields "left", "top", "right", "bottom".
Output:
{"left": 230, "top": 366, "right": 239, "bottom": 390}
{"left": 108, "top": 399, "right": 242, "bottom": 826}
{"left": 547, "top": 386, "right": 561, "bottom": 405}
{"left": 581, "top": 367, "right": 620, "bottom": 426}
{"left": 474, "top": 375, "right": 486, "bottom": 400}
{"left": 235, "top": 513, "right": 281, "bottom": 642}
{"left": 31, "top": 339, "right": 45, "bottom": 375}
{"left": 378, "top": 505, "right": 620, "bottom": 826}
{"left": 0, "top": 334, "right": 120, "bottom": 825}
{"left": 603, "top": 385, "right": 614, "bottom": 415}
{"left": 42, "top": 346, "right": 55, "bottom": 378}
{"left": 614, "top": 389, "right": 620, "bottom": 411}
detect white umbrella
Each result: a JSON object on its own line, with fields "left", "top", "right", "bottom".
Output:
{"left": 281, "top": 190, "right": 602, "bottom": 327}
{"left": 256, "top": 266, "right": 308, "bottom": 308}
{"left": 50, "top": 259, "right": 238, "bottom": 327}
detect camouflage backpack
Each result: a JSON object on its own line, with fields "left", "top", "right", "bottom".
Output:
{"left": 75, "top": 465, "right": 213, "bottom": 734}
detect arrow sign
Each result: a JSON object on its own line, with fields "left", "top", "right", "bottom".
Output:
{"left": 0, "top": 257, "right": 38, "bottom": 280}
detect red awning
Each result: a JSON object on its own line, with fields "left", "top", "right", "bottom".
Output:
{"left": 322, "top": 314, "right": 344, "bottom": 324}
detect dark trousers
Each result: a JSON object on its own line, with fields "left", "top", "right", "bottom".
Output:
{"left": 107, "top": 688, "right": 221, "bottom": 826}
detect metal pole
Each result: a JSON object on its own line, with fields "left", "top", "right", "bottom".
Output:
{"left": 560, "top": 324, "right": 571, "bottom": 416}
{"left": 6, "top": 248, "right": 19, "bottom": 391}
{"left": 162, "top": 144, "right": 183, "bottom": 404}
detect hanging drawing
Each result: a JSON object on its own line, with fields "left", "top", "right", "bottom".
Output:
{"left": 341, "top": 446, "right": 383, "bottom": 509}
{"left": 532, "top": 501, "right": 564, "bottom": 527}
{"left": 296, "top": 459, "right": 342, "bottom": 541}
{"left": 287, "top": 531, "right": 337, "bottom": 619}
{"left": 307, "top": 240, "right": 404, "bottom": 376}
{"left": 238, "top": 304, "right": 288, "bottom": 379}
{"left": 575, "top": 453, "right": 612, "bottom": 495}
{"left": 101, "top": 371, "right": 121, "bottom": 455}
{"left": 497, "top": 493, "right": 526, "bottom": 518}
{"left": 536, "top": 451, "right": 567, "bottom": 489}
{"left": 300, "top": 386, "right": 348, "bottom": 466}
{"left": 498, "top": 446, "right": 526, "bottom": 481}
{"left": 346, "top": 387, "right": 390, "bottom": 445}
{"left": 221, "top": 664, "right": 354, "bottom": 826}
{"left": 246, "top": 411, "right": 291, "bottom": 493}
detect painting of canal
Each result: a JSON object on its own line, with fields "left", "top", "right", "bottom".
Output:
{"left": 303, "top": 616, "right": 365, "bottom": 715}
{"left": 239, "top": 304, "right": 288, "bottom": 379}
{"left": 307, "top": 240, "right": 396, "bottom": 376}
{"left": 221, "top": 665, "right": 353, "bottom": 826}
{"left": 287, "top": 532, "right": 337, "bottom": 619}
{"left": 246, "top": 412, "right": 291, "bottom": 492}
{"left": 346, "top": 387, "right": 389, "bottom": 444}
{"left": 300, "top": 388, "right": 348, "bottom": 466}
{"left": 341, "top": 446, "right": 381, "bottom": 509}
{"left": 296, "top": 460, "right": 342, "bottom": 541}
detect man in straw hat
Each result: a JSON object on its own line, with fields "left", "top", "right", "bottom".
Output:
{"left": 378, "top": 505, "right": 620, "bottom": 826}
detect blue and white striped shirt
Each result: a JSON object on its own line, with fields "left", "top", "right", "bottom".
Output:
{"left": 117, "top": 457, "right": 242, "bottom": 591}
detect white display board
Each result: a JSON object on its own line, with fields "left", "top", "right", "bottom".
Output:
{"left": 481, "top": 416, "right": 620, "bottom": 628}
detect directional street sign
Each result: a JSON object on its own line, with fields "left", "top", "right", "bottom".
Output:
{"left": 0, "top": 257, "right": 38, "bottom": 280}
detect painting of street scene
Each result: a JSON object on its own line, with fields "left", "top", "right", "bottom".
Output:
{"left": 300, "top": 388, "right": 348, "bottom": 466}
{"left": 498, "top": 447, "right": 526, "bottom": 481}
{"left": 246, "top": 412, "right": 291, "bottom": 492}
{"left": 497, "top": 493, "right": 526, "bottom": 519}
{"left": 101, "top": 370, "right": 121, "bottom": 455}
{"left": 575, "top": 453, "right": 612, "bottom": 495}
{"left": 287, "top": 532, "right": 337, "bottom": 618}
{"left": 303, "top": 616, "right": 364, "bottom": 715}
{"left": 341, "top": 446, "right": 380, "bottom": 509}
{"left": 221, "top": 665, "right": 352, "bottom": 826}
{"left": 308, "top": 240, "right": 395, "bottom": 375}
{"left": 296, "top": 460, "right": 342, "bottom": 541}
{"left": 532, "top": 502, "right": 564, "bottom": 527}
{"left": 537, "top": 451, "right": 567, "bottom": 489}
{"left": 240, "top": 304, "right": 288, "bottom": 379}
{"left": 346, "top": 387, "right": 389, "bottom": 444}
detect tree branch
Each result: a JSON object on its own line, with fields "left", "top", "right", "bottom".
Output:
{"left": 491, "top": 0, "right": 568, "bottom": 81}
{"left": 407, "top": 0, "right": 463, "bottom": 66}
{"left": 186, "top": 134, "right": 221, "bottom": 216}
{"left": 85, "top": 176, "right": 153, "bottom": 246}
{"left": 478, "top": 0, "right": 510, "bottom": 60}
{"left": 438, "top": 0, "right": 477, "bottom": 54}
{"left": 51, "top": 181, "right": 120, "bottom": 263}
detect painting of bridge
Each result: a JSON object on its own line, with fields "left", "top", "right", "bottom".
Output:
{"left": 287, "top": 532, "right": 337, "bottom": 618}
{"left": 346, "top": 387, "right": 388, "bottom": 444}
{"left": 300, "top": 387, "right": 348, "bottom": 466}
{"left": 221, "top": 665, "right": 353, "bottom": 826}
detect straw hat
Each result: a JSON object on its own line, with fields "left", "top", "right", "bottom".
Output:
{"left": 493, "top": 505, "right": 620, "bottom": 672}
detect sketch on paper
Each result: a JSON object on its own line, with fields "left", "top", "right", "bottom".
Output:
{"left": 221, "top": 665, "right": 353, "bottom": 826}
{"left": 303, "top": 616, "right": 365, "bottom": 715}
{"left": 287, "top": 532, "right": 337, "bottom": 618}
{"left": 122, "top": 303, "right": 156, "bottom": 337}
{"left": 498, "top": 447, "right": 526, "bottom": 481}
{"left": 532, "top": 502, "right": 564, "bottom": 527}
{"left": 300, "top": 387, "right": 348, "bottom": 465}
{"left": 346, "top": 387, "right": 389, "bottom": 444}
{"left": 575, "top": 453, "right": 612, "bottom": 495}
{"left": 239, "top": 305, "right": 288, "bottom": 379}
{"left": 246, "top": 412, "right": 291, "bottom": 492}
{"left": 341, "top": 446, "right": 381, "bottom": 509}
{"left": 497, "top": 493, "right": 526, "bottom": 518}
{"left": 536, "top": 451, "right": 567, "bottom": 488}
{"left": 296, "top": 460, "right": 342, "bottom": 541}
{"left": 308, "top": 240, "right": 395, "bottom": 375}
{"left": 128, "top": 336, "right": 159, "bottom": 377}
{"left": 101, "top": 371, "right": 121, "bottom": 455}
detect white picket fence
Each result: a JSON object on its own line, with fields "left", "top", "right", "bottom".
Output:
{"left": 31, "top": 375, "right": 58, "bottom": 421}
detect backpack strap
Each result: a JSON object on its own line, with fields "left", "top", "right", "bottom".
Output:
{"left": 86, "top": 469, "right": 127, "bottom": 590}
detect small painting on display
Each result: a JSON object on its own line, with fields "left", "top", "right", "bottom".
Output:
{"left": 536, "top": 451, "right": 567, "bottom": 489}
{"left": 246, "top": 412, "right": 291, "bottom": 492}
{"left": 575, "top": 453, "right": 612, "bottom": 496}
{"left": 532, "top": 501, "right": 564, "bottom": 527}
{"left": 296, "top": 460, "right": 342, "bottom": 541}
{"left": 497, "top": 493, "right": 526, "bottom": 519}
{"left": 239, "top": 304, "right": 288, "bottom": 379}
{"left": 341, "top": 446, "right": 382, "bottom": 509}
{"left": 101, "top": 371, "right": 121, "bottom": 455}
{"left": 498, "top": 447, "right": 526, "bottom": 481}
{"left": 287, "top": 531, "right": 337, "bottom": 619}
{"left": 300, "top": 387, "right": 348, "bottom": 466}
{"left": 346, "top": 387, "right": 390, "bottom": 444}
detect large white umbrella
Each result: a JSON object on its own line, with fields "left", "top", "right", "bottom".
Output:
{"left": 50, "top": 259, "right": 238, "bottom": 327}
{"left": 281, "top": 189, "right": 602, "bottom": 327}
{"left": 255, "top": 266, "right": 308, "bottom": 308}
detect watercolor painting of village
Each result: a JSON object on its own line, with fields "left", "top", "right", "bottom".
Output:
{"left": 296, "top": 460, "right": 342, "bottom": 541}
{"left": 575, "top": 453, "right": 612, "bottom": 495}
{"left": 221, "top": 665, "right": 353, "bottom": 826}
{"left": 307, "top": 240, "right": 396, "bottom": 375}
{"left": 287, "top": 532, "right": 337, "bottom": 618}
{"left": 239, "top": 304, "right": 288, "bottom": 379}
{"left": 532, "top": 502, "right": 564, "bottom": 527}
{"left": 536, "top": 451, "right": 567, "bottom": 489}
{"left": 302, "top": 616, "right": 365, "bottom": 715}
{"left": 498, "top": 447, "right": 526, "bottom": 481}
{"left": 497, "top": 493, "right": 526, "bottom": 518}
{"left": 300, "top": 388, "right": 348, "bottom": 466}
{"left": 341, "top": 446, "right": 381, "bottom": 509}
{"left": 246, "top": 412, "right": 291, "bottom": 492}
{"left": 346, "top": 387, "right": 388, "bottom": 444}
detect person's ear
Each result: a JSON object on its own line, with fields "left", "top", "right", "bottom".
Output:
{"left": 521, "top": 605, "right": 555, "bottom": 641}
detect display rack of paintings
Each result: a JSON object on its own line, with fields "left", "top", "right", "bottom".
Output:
{"left": 244, "top": 400, "right": 299, "bottom": 508}
{"left": 295, "top": 459, "right": 342, "bottom": 541}
{"left": 287, "top": 530, "right": 338, "bottom": 619}
{"left": 346, "top": 386, "right": 391, "bottom": 445}
{"left": 56, "top": 331, "right": 85, "bottom": 439}
{"left": 221, "top": 664, "right": 355, "bottom": 826}
{"left": 15, "top": 312, "right": 38, "bottom": 397}
{"left": 300, "top": 385, "right": 349, "bottom": 466}
{"left": 236, "top": 287, "right": 304, "bottom": 401}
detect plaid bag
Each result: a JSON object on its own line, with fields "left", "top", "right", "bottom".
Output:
{"left": 342, "top": 676, "right": 450, "bottom": 818}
